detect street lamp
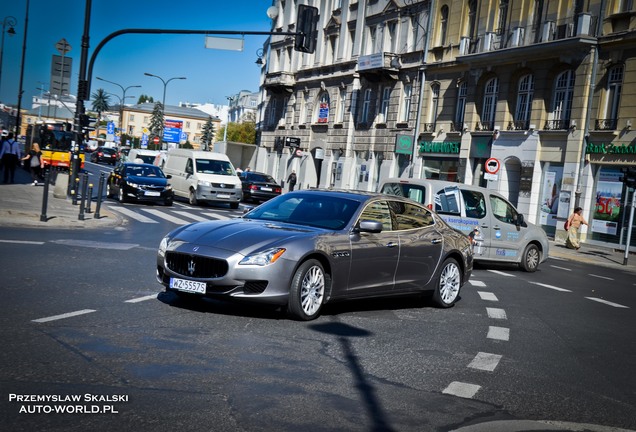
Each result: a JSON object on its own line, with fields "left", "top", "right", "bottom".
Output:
{"left": 144, "top": 72, "right": 186, "bottom": 147}
{"left": 0, "top": 16, "right": 17, "bottom": 98}
{"left": 95, "top": 76, "right": 140, "bottom": 138}
{"left": 223, "top": 95, "right": 234, "bottom": 142}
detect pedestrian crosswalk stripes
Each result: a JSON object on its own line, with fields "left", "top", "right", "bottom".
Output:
{"left": 171, "top": 211, "right": 209, "bottom": 222}
{"left": 107, "top": 204, "right": 237, "bottom": 225}
{"left": 141, "top": 209, "right": 193, "bottom": 225}
{"left": 110, "top": 206, "right": 158, "bottom": 223}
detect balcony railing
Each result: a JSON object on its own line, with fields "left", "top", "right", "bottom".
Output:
{"left": 508, "top": 120, "right": 529, "bottom": 131}
{"left": 595, "top": 118, "right": 618, "bottom": 130}
{"left": 544, "top": 119, "right": 569, "bottom": 130}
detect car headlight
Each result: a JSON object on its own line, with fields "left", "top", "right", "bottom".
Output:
{"left": 158, "top": 236, "right": 169, "bottom": 257}
{"left": 166, "top": 185, "right": 173, "bottom": 191}
{"left": 126, "top": 181, "right": 139, "bottom": 188}
{"left": 198, "top": 180, "right": 211, "bottom": 187}
{"left": 239, "top": 248, "right": 286, "bottom": 266}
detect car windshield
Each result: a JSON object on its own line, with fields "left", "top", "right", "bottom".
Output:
{"left": 247, "top": 173, "right": 276, "bottom": 183}
{"left": 125, "top": 165, "right": 165, "bottom": 178}
{"left": 136, "top": 154, "right": 156, "bottom": 164}
{"left": 196, "top": 159, "right": 235, "bottom": 176}
{"left": 243, "top": 193, "right": 360, "bottom": 230}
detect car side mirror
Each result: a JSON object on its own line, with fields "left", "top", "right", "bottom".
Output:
{"left": 357, "top": 220, "right": 383, "bottom": 233}
{"left": 515, "top": 213, "right": 524, "bottom": 226}
{"left": 166, "top": 174, "right": 172, "bottom": 179}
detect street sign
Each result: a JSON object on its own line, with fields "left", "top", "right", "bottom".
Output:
{"left": 106, "top": 122, "right": 115, "bottom": 135}
{"left": 285, "top": 137, "right": 301, "bottom": 147}
{"left": 485, "top": 158, "right": 500, "bottom": 174}
{"left": 56, "top": 38, "right": 71, "bottom": 55}
{"left": 153, "top": 136, "right": 160, "bottom": 144}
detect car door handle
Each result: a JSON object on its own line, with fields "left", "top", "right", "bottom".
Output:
{"left": 431, "top": 238, "right": 443, "bottom": 244}
{"left": 386, "top": 242, "right": 398, "bottom": 248}
{"left": 481, "top": 225, "right": 489, "bottom": 229}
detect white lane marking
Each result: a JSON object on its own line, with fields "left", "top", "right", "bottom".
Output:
{"left": 487, "top": 270, "right": 515, "bottom": 277}
{"left": 487, "top": 326, "right": 510, "bottom": 341}
{"left": 0, "top": 239, "right": 45, "bottom": 245}
{"left": 585, "top": 297, "right": 629, "bottom": 308}
{"left": 171, "top": 211, "right": 209, "bottom": 222}
{"left": 588, "top": 274, "right": 614, "bottom": 281}
{"left": 550, "top": 265, "right": 572, "bottom": 271}
{"left": 202, "top": 212, "right": 233, "bottom": 221}
{"left": 477, "top": 291, "right": 498, "bottom": 301}
{"left": 50, "top": 239, "right": 138, "bottom": 250}
{"left": 468, "top": 352, "right": 502, "bottom": 372}
{"left": 442, "top": 382, "right": 481, "bottom": 399}
{"left": 486, "top": 307, "right": 507, "bottom": 320}
{"left": 125, "top": 294, "right": 158, "bottom": 303}
{"left": 32, "top": 309, "right": 97, "bottom": 323}
{"left": 469, "top": 280, "right": 487, "bottom": 287}
{"left": 141, "top": 209, "right": 191, "bottom": 225}
{"left": 110, "top": 206, "right": 158, "bottom": 223}
{"left": 528, "top": 282, "right": 572, "bottom": 292}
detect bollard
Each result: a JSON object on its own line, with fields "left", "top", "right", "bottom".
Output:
{"left": 78, "top": 173, "right": 89, "bottom": 220}
{"left": 86, "top": 183, "right": 93, "bottom": 213}
{"left": 40, "top": 169, "right": 51, "bottom": 222}
{"left": 72, "top": 177, "right": 80, "bottom": 205}
{"left": 94, "top": 172, "right": 105, "bottom": 219}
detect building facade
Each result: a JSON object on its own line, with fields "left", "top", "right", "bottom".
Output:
{"left": 254, "top": 0, "right": 636, "bottom": 250}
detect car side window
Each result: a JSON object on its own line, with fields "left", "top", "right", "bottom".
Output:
{"left": 434, "top": 186, "right": 462, "bottom": 215}
{"left": 490, "top": 195, "right": 518, "bottom": 224}
{"left": 460, "top": 190, "right": 487, "bottom": 219}
{"left": 359, "top": 200, "right": 393, "bottom": 231}
{"left": 389, "top": 200, "right": 434, "bottom": 230}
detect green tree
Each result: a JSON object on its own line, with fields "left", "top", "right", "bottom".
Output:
{"left": 90, "top": 89, "right": 110, "bottom": 138}
{"left": 217, "top": 121, "right": 257, "bottom": 144}
{"left": 137, "top": 94, "right": 154, "bottom": 104}
{"left": 200, "top": 116, "right": 216, "bottom": 151}
{"left": 148, "top": 102, "right": 164, "bottom": 150}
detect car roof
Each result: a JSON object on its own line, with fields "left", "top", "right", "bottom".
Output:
{"left": 120, "top": 162, "right": 157, "bottom": 168}
{"left": 288, "top": 188, "right": 404, "bottom": 204}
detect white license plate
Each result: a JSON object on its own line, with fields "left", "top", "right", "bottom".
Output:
{"left": 217, "top": 194, "right": 230, "bottom": 199}
{"left": 144, "top": 191, "right": 160, "bottom": 196}
{"left": 170, "top": 278, "right": 206, "bottom": 294}
{"left": 261, "top": 187, "right": 272, "bottom": 192}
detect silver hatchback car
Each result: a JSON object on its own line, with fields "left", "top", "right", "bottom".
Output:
{"left": 157, "top": 189, "right": 473, "bottom": 320}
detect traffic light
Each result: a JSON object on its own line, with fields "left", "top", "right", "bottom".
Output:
{"left": 620, "top": 167, "right": 636, "bottom": 188}
{"left": 294, "top": 4, "right": 319, "bottom": 53}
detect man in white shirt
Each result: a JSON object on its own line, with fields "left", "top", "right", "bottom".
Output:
{"left": 0, "top": 132, "right": 22, "bottom": 184}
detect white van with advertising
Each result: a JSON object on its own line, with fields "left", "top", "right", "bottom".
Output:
{"left": 379, "top": 178, "right": 549, "bottom": 272}
{"left": 128, "top": 149, "right": 160, "bottom": 165}
{"left": 163, "top": 149, "right": 242, "bottom": 208}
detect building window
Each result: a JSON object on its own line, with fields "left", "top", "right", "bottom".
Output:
{"left": 367, "top": 26, "right": 377, "bottom": 55}
{"left": 337, "top": 88, "right": 347, "bottom": 123}
{"left": 386, "top": 21, "right": 397, "bottom": 53}
{"left": 455, "top": 81, "right": 467, "bottom": 130}
{"left": 515, "top": 74, "right": 534, "bottom": 129}
{"left": 326, "top": 35, "right": 338, "bottom": 64}
{"left": 379, "top": 86, "right": 391, "bottom": 123}
{"left": 185, "top": 121, "right": 191, "bottom": 129}
{"left": 129, "top": 114, "right": 135, "bottom": 122}
{"left": 269, "top": 98, "right": 278, "bottom": 126}
{"left": 299, "top": 93, "right": 308, "bottom": 125}
{"left": 606, "top": 64, "right": 623, "bottom": 124}
{"left": 481, "top": 77, "right": 499, "bottom": 130}
{"left": 550, "top": 70, "right": 575, "bottom": 128}
{"left": 497, "top": 1, "right": 509, "bottom": 35}
{"left": 349, "top": 29, "right": 356, "bottom": 57}
{"left": 439, "top": 6, "right": 449, "bottom": 46}
{"left": 316, "top": 92, "right": 330, "bottom": 124}
{"left": 361, "top": 88, "right": 373, "bottom": 123}
{"left": 429, "top": 83, "right": 440, "bottom": 127}
{"left": 400, "top": 83, "right": 412, "bottom": 123}
{"left": 410, "top": 15, "right": 421, "bottom": 51}
{"left": 143, "top": 116, "right": 148, "bottom": 124}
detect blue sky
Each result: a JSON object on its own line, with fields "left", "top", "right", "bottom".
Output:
{"left": 1, "top": 0, "right": 274, "bottom": 109}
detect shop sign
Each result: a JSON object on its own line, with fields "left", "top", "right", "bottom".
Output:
{"left": 395, "top": 134, "right": 414, "bottom": 155}
{"left": 586, "top": 142, "right": 636, "bottom": 154}
{"left": 418, "top": 141, "right": 461, "bottom": 154}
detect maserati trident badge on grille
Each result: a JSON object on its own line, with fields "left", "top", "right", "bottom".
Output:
{"left": 188, "top": 260, "right": 196, "bottom": 276}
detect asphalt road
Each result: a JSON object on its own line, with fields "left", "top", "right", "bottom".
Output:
{"left": 0, "top": 219, "right": 634, "bottom": 432}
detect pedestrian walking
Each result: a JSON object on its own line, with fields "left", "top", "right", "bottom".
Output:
{"left": 565, "top": 206, "right": 588, "bottom": 250}
{"left": 0, "top": 132, "right": 22, "bottom": 184}
{"left": 21, "top": 142, "right": 45, "bottom": 185}
{"left": 287, "top": 170, "right": 297, "bottom": 191}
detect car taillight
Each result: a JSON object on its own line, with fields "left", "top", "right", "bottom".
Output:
{"left": 250, "top": 185, "right": 258, "bottom": 191}
{"left": 275, "top": 188, "right": 281, "bottom": 193}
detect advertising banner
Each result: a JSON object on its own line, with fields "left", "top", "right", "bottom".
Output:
{"left": 592, "top": 169, "right": 623, "bottom": 235}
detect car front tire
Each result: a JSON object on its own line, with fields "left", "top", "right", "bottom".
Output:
{"left": 520, "top": 244, "right": 540, "bottom": 272}
{"left": 106, "top": 183, "right": 114, "bottom": 199}
{"left": 118, "top": 187, "right": 127, "bottom": 203}
{"left": 188, "top": 189, "right": 198, "bottom": 206}
{"left": 432, "top": 257, "right": 461, "bottom": 308}
{"left": 288, "top": 259, "right": 326, "bottom": 321}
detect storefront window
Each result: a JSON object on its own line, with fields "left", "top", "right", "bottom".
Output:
{"left": 421, "top": 158, "right": 459, "bottom": 181}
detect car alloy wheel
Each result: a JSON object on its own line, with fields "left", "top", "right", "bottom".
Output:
{"left": 106, "top": 183, "right": 113, "bottom": 198}
{"left": 433, "top": 258, "right": 461, "bottom": 308}
{"left": 118, "top": 187, "right": 127, "bottom": 203}
{"left": 189, "top": 190, "right": 198, "bottom": 206}
{"left": 288, "top": 259, "right": 325, "bottom": 321}
{"left": 520, "top": 244, "right": 540, "bottom": 272}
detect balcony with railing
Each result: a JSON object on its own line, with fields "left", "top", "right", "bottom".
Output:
{"left": 595, "top": 118, "right": 618, "bottom": 131}
{"left": 543, "top": 119, "right": 570, "bottom": 130}
{"left": 263, "top": 71, "right": 296, "bottom": 92}
{"left": 508, "top": 120, "right": 529, "bottom": 131}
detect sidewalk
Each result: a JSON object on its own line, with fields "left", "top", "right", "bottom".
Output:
{"left": 0, "top": 166, "right": 122, "bottom": 229}
{"left": 1, "top": 166, "right": 635, "bottom": 272}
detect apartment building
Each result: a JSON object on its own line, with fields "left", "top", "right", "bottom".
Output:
{"left": 255, "top": 0, "right": 636, "bottom": 250}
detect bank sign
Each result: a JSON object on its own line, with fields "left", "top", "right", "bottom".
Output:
{"left": 419, "top": 141, "right": 461, "bottom": 154}
{"left": 586, "top": 142, "right": 636, "bottom": 154}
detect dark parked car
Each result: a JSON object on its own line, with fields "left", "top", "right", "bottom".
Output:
{"left": 107, "top": 162, "right": 174, "bottom": 206}
{"left": 90, "top": 146, "right": 118, "bottom": 165}
{"left": 241, "top": 171, "right": 282, "bottom": 203}
{"left": 157, "top": 189, "right": 473, "bottom": 320}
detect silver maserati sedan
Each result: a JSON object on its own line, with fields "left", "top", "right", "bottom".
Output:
{"left": 156, "top": 189, "right": 473, "bottom": 320}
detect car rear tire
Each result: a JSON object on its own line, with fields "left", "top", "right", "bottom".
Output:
{"left": 520, "top": 244, "right": 540, "bottom": 272}
{"left": 189, "top": 189, "right": 198, "bottom": 206}
{"left": 230, "top": 202, "right": 239, "bottom": 209}
{"left": 432, "top": 257, "right": 461, "bottom": 308}
{"left": 288, "top": 259, "right": 325, "bottom": 321}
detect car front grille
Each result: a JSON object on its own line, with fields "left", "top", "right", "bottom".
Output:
{"left": 165, "top": 252, "right": 228, "bottom": 278}
{"left": 211, "top": 183, "right": 237, "bottom": 189}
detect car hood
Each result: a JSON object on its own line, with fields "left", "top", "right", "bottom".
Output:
{"left": 169, "top": 219, "right": 320, "bottom": 254}
{"left": 127, "top": 175, "right": 168, "bottom": 186}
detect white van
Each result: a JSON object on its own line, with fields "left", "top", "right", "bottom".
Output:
{"left": 163, "top": 149, "right": 242, "bottom": 208}
{"left": 379, "top": 178, "right": 549, "bottom": 272}
{"left": 128, "top": 149, "right": 160, "bottom": 165}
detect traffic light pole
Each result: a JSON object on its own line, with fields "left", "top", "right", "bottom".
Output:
{"left": 624, "top": 188, "right": 635, "bottom": 266}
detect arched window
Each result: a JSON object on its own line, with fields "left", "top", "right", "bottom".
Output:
{"left": 429, "top": 83, "right": 440, "bottom": 127}
{"left": 440, "top": 5, "right": 449, "bottom": 46}
{"left": 604, "top": 65, "right": 623, "bottom": 129}
{"left": 455, "top": 81, "right": 467, "bottom": 130}
{"left": 551, "top": 70, "right": 575, "bottom": 128}
{"left": 315, "top": 92, "right": 330, "bottom": 124}
{"left": 515, "top": 74, "right": 534, "bottom": 129}
{"left": 481, "top": 78, "right": 499, "bottom": 130}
